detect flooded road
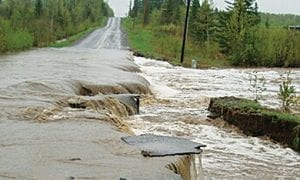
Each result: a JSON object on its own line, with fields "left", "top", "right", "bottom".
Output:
{"left": 0, "top": 18, "right": 185, "bottom": 179}
{"left": 1, "top": 14, "right": 300, "bottom": 179}
{"left": 127, "top": 57, "right": 300, "bottom": 178}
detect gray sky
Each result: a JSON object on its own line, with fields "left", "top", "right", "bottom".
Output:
{"left": 106, "top": 0, "right": 131, "bottom": 17}
{"left": 213, "top": 0, "right": 300, "bottom": 15}
{"left": 107, "top": 0, "right": 300, "bottom": 17}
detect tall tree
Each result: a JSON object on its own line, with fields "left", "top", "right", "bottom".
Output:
{"left": 143, "top": 0, "right": 149, "bottom": 27}
{"left": 128, "top": 0, "right": 132, "bottom": 17}
{"left": 190, "top": 0, "right": 215, "bottom": 45}
{"left": 189, "top": 0, "right": 200, "bottom": 40}
{"left": 218, "top": 0, "right": 260, "bottom": 66}
{"left": 35, "top": 0, "right": 43, "bottom": 17}
{"left": 130, "top": 0, "right": 141, "bottom": 18}
{"left": 160, "top": 0, "right": 183, "bottom": 25}
{"left": 0, "top": 0, "right": 112, "bottom": 51}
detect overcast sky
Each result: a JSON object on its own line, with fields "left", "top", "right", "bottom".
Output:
{"left": 107, "top": 0, "right": 300, "bottom": 17}
{"left": 213, "top": 0, "right": 300, "bottom": 15}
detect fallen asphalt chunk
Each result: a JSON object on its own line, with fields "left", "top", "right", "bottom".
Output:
{"left": 121, "top": 134, "right": 206, "bottom": 157}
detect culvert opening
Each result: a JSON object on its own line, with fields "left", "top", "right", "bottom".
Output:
{"left": 79, "top": 86, "right": 94, "bottom": 96}
{"left": 67, "top": 98, "right": 87, "bottom": 109}
{"left": 77, "top": 85, "right": 141, "bottom": 114}
{"left": 69, "top": 103, "right": 87, "bottom": 109}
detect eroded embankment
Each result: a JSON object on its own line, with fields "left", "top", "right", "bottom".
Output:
{"left": 208, "top": 97, "right": 300, "bottom": 152}
{"left": 166, "top": 154, "right": 204, "bottom": 180}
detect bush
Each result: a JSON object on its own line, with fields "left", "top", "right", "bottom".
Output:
{"left": 257, "top": 28, "right": 298, "bottom": 67}
{"left": 248, "top": 71, "right": 267, "bottom": 101}
{"left": 0, "top": 27, "right": 6, "bottom": 52}
{"left": 6, "top": 29, "right": 33, "bottom": 51}
{"left": 278, "top": 71, "right": 297, "bottom": 112}
{"left": 0, "top": 19, "right": 8, "bottom": 52}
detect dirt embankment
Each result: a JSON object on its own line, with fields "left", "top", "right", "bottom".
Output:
{"left": 208, "top": 97, "right": 300, "bottom": 152}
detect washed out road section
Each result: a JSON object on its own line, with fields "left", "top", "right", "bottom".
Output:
{"left": 0, "top": 19, "right": 182, "bottom": 179}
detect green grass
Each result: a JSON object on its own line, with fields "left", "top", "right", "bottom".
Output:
{"left": 262, "top": 110, "right": 300, "bottom": 123}
{"left": 6, "top": 30, "right": 34, "bottom": 51}
{"left": 50, "top": 18, "right": 108, "bottom": 48}
{"left": 213, "top": 97, "right": 264, "bottom": 112}
{"left": 49, "top": 27, "right": 98, "bottom": 48}
{"left": 122, "top": 18, "right": 229, "bottom": 68}
{"left": 213, "top": 97, "right": 300, "bottom": 123}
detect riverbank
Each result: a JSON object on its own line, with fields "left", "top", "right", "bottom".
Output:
{"left": 122, "top": 17, "right": 300, "bottom": 68}
{"left": 208, "top": 97, "right": 300, "bottom": 152}
{"left": 122, "top": 18, "right": 228, "bottom": 68}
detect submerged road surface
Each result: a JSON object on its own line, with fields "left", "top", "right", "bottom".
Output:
{"left": 0, "top": 18, "right": 183, "bottom": 179}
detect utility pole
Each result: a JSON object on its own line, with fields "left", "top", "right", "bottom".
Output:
{"left": 180, "top": 0, "right": 191, "bottom": 64}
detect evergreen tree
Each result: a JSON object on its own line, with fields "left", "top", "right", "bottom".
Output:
{"left": 128, "top": 0, "right": 132, "bottom": 17}
{"left": 160, "top": 0, "right": 183, "bottom": 25}
{"left": 143, "top": 0, "right": 149, "bottom": 27}
{"left": 35, "top": 0, "right": 43, "bottom": 17}
{"left": 189, "top": 0, "right": 200, "bottom": 40}
{"left": 218, "top": 0, "right": 260, "bottom": 66}
{"left": 0, "top": 0, "right": 112, "bottom": 51}
{"left": 130, "top": 0, "right": 142, "bottom": 18}
{"left": 191, "top": 0, "right": 215, "bottom": 45}
{"left": 265, "top": 15, "right": 270, "bottom": 28}
{"left": 150, "top": 0, "right": 164, "bottom": 10}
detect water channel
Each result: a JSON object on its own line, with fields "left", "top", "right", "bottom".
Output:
{"left": 127, "top": 57, "right": 300, "bottom": 178}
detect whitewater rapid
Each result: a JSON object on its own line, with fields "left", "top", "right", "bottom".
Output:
{"left": 127, "top": 57, "right": 300, "bottom": 178}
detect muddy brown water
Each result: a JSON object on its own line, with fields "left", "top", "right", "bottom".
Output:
{"left": 0, "top": 47, "right": 161, "bottom": 179}
{"left": 0, "top": 18, "right": 186, "bottom": 179}
{"left": 127, "top": 57, "right": 300, "bottom": 179}
{"left": 1, "top": 15, "right": 300, "bottom": 179}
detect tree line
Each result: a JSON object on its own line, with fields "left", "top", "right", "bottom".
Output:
{"left": 128, "top": 0, "right": 300, "bottom": 67}
{"left": 0, "top": 0, "right": 113, "bottom": 53}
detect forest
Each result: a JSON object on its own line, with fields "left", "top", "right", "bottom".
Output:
{"left": 0, "top": 0, "right": 113, "bottom": 52}
{"left": 125, "top": 0, "right": 300, "bottom": 67}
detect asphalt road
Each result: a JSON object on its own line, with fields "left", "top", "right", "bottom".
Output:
{"left": 74, "top": 17, "right": 129, "bottom": 50}
{"left": 0, "top": 18, "right": 183, "bottom": 179}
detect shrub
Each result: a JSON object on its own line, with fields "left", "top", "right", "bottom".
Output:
{"left": 278, "top": 70, "right": 297, "bottom": 112}
{"left": 0, "top": 27, "right": 6, "bottom": 52}
{"left": 6, "top": 29, "right": 34, "bottom": 51}
{"left": 248, "top": 71, "right": 267, "bottom": 101}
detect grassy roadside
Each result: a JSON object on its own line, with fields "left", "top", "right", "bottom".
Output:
{"left": 49, "top": 27, "right": 97, "bottom": 48}
{"left": 122, "top": 18, "right": 229, "bottom": 68}
{"left": 50, "top": 18, "right": 108, "bottom": 48}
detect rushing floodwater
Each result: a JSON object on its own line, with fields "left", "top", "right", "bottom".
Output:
{"left": 127, "top": 57, "right": 300, "bottom": 179}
